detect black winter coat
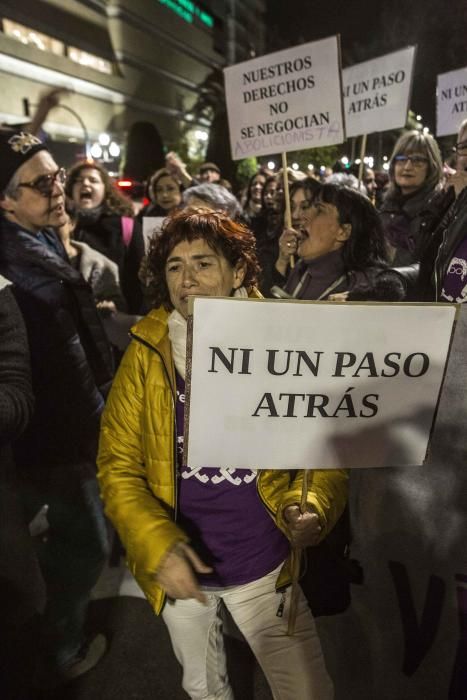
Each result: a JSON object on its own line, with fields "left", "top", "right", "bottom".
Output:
{"left": 416, "top": 187, "right": 467, "bottom": 301}
{"left": 379, "top": 185, "right": 446, "bottom": 266}
{"left": 0, "top": 219, "right": 114, "bottom": 473}
{"left": 0, "top": 283, "right": 34, "bottom": 477}
{"left": 74, "top": 210, "right": 145, "bottom": 313}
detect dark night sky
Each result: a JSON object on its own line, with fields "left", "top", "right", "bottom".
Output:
{"left": 266, "top": 0, "right": 467, "bottom": 140}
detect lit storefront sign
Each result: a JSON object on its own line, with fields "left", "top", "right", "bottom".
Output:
{"left": 158, "top": 0, "right": 214, "bottom": 29}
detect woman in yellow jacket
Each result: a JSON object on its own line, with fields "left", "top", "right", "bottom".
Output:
{"left": 98, "top": 208, "right": 348, "bottom": 700}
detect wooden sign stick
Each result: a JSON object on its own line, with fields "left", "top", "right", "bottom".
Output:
{"left": 357, "top": 134, "right": 368, "bottom": 189}
{"left": 281, "top": 152, "right": 295, "bottom": 269}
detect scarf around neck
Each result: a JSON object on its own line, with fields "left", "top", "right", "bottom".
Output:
{"left": 167, "top": 287, "right": 248, "bottom": 379}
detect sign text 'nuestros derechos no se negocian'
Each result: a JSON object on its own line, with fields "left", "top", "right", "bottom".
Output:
{"left": 185, "top": 299, "right": 456, "bottom": 471}
{"left": 223, "top": 36, "right": 345, "bottom": 160}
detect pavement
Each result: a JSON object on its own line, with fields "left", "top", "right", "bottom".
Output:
{"left": 20, "top": 552, "right": 273, "bottom": 700}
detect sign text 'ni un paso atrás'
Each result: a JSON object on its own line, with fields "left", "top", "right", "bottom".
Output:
{"left": 185, "top": 298, "right": 456, "bottom": 471}
{"left": 437, "top": 65, "right": 467, "bottom": 136}
{"left": 223, "top": 36, "right": 345, "bottom": 160}
{"left": 342, "top": 46, "right": 416, "bottom": 138}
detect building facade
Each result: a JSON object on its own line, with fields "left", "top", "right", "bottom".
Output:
{"left": 0, "top": 0, "right": 265, "bottom": 169}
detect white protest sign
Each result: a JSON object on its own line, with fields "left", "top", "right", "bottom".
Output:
{"left": 142, "top": 216, "right": 165, "bottom": 252}
{"left": 437, "top": 66, "right": 467, "bottom": 136}
{"left": 342, "top": 47, "right": 416, "bottom": 138}
{"left": 186, "top": 298, "right": 455, "bottom": 470}
{"left": 223, "top": 36, "right": 345, "bottom": 160}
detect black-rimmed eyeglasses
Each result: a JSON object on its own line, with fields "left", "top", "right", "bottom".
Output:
{"left": 453, "top": 140, "right": 467, "bottom": 154}
{"left": 17, "top": 168, "right": 67, "bottom": 197}
{"left": 393, "top": 155, "right": 429, "bottom": 168}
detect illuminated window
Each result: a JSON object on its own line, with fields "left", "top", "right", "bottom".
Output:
{"left": 3, "top": 18, "right": 64, "bottom": 55}
{"left": 2, "top": 19, "right": 113, "bottom": 75}
{"left": 68, "top": 47, "right": 112, "bottom": 75}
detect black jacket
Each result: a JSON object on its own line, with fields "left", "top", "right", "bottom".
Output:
{"left": 0, "top": 283, "right": 34, "bottom": 477}
{"left": 74, "top": 210, "right": 145, "bottom": 313}
{"left": 416, "top": 187, "right": 467, "bottom": 301}
{"left": 379, "top": 185, "right": 447, "bottom": 266}
{"left": 273, "top": 249, "right": 406, "bottom": 302}
{"left": 0, "top": 219, "right": 113, "bottom": 472}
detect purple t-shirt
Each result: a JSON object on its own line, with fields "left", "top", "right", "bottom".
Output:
{"left": 175, "top": 373, "right": 289, "bottom": 587}
{"left": 441, "top": 238, "right": 467, "bottom": 302}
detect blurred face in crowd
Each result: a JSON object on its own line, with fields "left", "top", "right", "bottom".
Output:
{"left": 393, "top": 152, "right": 429, "bottom": 195}
{"left": 1, "top": 150, "right": 67, "bottom": 233}
{"left": 249, "top": 174, "right": 266, "bottom": 205}
{"left": 263, "top": 180, "right": 278, "bottom": 212}
{"left": 165, "top": 238, "right": 245, "bottom": 318}
{"left": 199, "top": 168, "right": 220, "bottom": 184}
{"left": 154, "top": 175, "right": 182, "bottom": 213}
{"left": 455, "top": 126, "right": 467, "bottom": 172}
{"left": 291, "top": 187, "right": 314, "bottom": 229}
{"left": 364, "top": 169, "right": 377, "bottom": 199}
{"left": 71, "top": 167, "right": 106, "bottom": 209}
{"left": 297, "top": 199, "right": 350, "bottom": 262}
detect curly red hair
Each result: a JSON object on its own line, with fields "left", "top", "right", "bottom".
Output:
{"left": 145, "top": 207, "right": 260, "bottom": 309}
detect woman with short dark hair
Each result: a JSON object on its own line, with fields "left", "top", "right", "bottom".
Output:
{"left": 274, "top": 183, "right": 405, "bottom": 302}
{"left": 98, "top": 207, "right": 347, "bottom": 700}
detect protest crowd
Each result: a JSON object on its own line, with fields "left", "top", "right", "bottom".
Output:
{"left": 1, "top": 83, "right": 467, "bottom": 700}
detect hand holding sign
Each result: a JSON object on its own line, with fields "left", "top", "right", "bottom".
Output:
{"left": 284, "top": 504, "right": 322, "bottom": 547}
{"left": 277, "top": 227, "right": 299, "bottom": 275}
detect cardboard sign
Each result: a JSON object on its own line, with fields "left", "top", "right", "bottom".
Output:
{"left": 342, "top": 47, "right": 416, "bottom": 138}
{"left": 185, "top": 298, "right": 455, "bottom": 470}
{"left": 142, "top": 216, "right": 165, "bottom": 252}
{"left": 223, "top": 36, "right": 345, "bottom": 160}
{"left": 437, "top": 65, "right": 467, "bottom": 136}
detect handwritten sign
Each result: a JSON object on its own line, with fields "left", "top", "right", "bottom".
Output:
{"left": 223, "top": 36, "right": 345, "bottom": 160}
{"left": 186, "top": 298, "right": 455, "bottom": 470}
{"left": 342, "top": 47, "right": 416, "bottom": 138}
{"left": 437, "top": 65, "right": 467, "bottom": 136}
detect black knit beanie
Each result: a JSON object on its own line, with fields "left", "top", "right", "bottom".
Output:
{"left": 0, "top": 130, "right": 48, "bottom": 194}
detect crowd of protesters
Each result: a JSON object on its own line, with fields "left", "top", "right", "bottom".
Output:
{"left": 2, "top": 86, "right": 467, "bottom": 698}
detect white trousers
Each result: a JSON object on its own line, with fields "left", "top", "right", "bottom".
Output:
{"left": 161, "top": 564, "right": 334, "bottom": 700}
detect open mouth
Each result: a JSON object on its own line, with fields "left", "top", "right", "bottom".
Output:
{"left": 79, "top": 190, "right": 94, "bottom": 202}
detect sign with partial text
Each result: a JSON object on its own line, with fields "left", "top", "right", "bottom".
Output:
{"left": 437, "top": 65, "right": 467, "bottom": 136}
{"left": 342, "top": 46, "right": 416, "bottom": 138}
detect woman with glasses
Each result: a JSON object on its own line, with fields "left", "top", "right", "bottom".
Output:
{"left": 66, "top": 161, "right": 145, "bottom": 314}
{"left": 379, "top": 130, "right": 444, "bottom": 266}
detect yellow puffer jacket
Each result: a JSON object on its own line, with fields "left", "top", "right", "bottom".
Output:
{"left": 98, "top": 305, "right": 348, "bottom": 615}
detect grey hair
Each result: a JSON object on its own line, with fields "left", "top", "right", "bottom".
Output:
{"left": 2, "top": 169, "right": 22, "bottom": 199}
{"left": 387, "top": 130, "right": 443, "bottom": 195}
{"left": 183, "top": 183, "right": 242, "bottom": 219}
{"left": 325, "top": 172, "right": 368, "bottom": 197}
